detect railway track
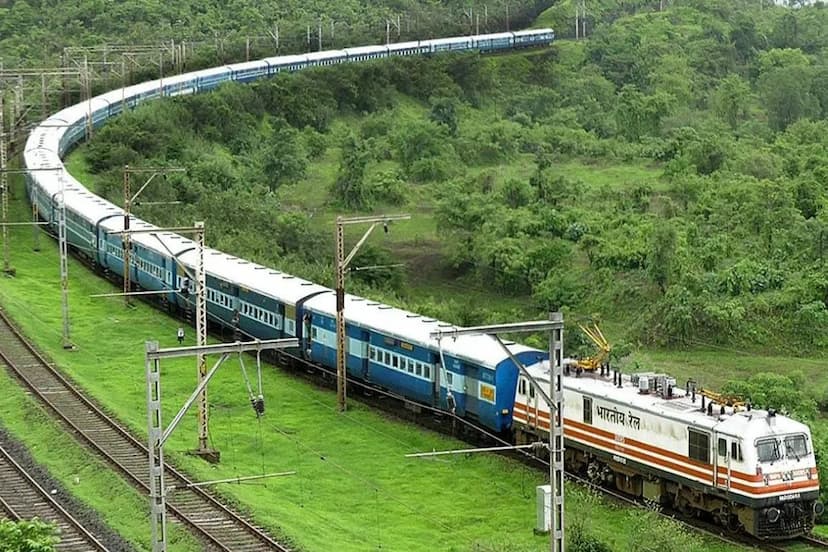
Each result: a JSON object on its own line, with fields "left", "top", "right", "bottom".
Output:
{"left": 0, "top": 307, "right": 290, "bottom": 552}
{"left": 798, "top": 535, "right": 828, "bottom": 549}
{"left": 0, "top": 443, "right": 109, "bottom": 551}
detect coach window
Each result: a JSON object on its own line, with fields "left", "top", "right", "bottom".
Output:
{"left": 688, "top": 429, "right": 710, "bottom": 464}
{"left": 369, "top": 347, "right": 376, "bottom": 360}
{"left": 583, "top": 397, "right": 592, "bottom": 425}
{"left": 718, "top": 438, "right": 727, "bottom": 458}
{"left": 392, "top": 355, "right": 399, "bottom": 369}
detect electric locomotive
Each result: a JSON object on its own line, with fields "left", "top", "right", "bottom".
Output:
{"left": 513, "top": 361, "right": 822, "bottom": 539}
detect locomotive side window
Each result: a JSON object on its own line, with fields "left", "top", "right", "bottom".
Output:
{"left": 583, "top": 397, "right": 592, "bottom": 425}
{"left": 718, "top": 438, "right": 727, "bottom": 458}
{"left": 731, "top": 442, "right": 743, "bottom": 462}
{"left": 756, "top": 438, "right": 781, "bottom": 463}
{"left": 688, "top": 429, "right": 710, "bottom": 463}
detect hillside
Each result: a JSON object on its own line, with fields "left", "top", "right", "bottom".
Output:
{"left": 73, "top": 0, "right": 828, "bottom": 359}
{"left": 0, "top": 0, "right": 547, "bottom": 67}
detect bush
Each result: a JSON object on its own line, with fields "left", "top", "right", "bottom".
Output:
{"left": 369, "top": 170, "right": 407, "bottom": 206}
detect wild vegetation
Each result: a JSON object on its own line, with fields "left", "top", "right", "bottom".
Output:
{"left": 0, "top": 519, "right": 57, "bottom": 552}
{"left": 0, "top": 0, "right": 546, "bottom": 69}
{"left": 78, "top": 0, "right": 828, "bottom": 357}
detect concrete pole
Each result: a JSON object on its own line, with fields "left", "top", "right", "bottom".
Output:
{"left": 335, "top": 217, "right": 347, "bottom": 412}
{"left": 58, "top": 174, "right": 73, "bottom": 349}
{"left": 123, "top": 166, "right": 131, "bottom": 305}
{"left": 0, "top": 95, "right": 10, "bottom": 275}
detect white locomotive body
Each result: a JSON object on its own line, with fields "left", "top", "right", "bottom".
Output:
{"left": 513, "top": 363, "right": 821, "bottom": 539}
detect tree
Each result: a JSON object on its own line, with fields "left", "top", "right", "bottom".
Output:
{"left": 712, "top": 75, "right": 751, "bottom": 130}
{"left": 262, "top": 122, "right": 307, "bottom": 190}
{"left": 648, "top": 222, "right": 677, "bottom": 293}
{"left": 615, "top": 85, "right": 674, "bottom": 141}
{"left": 429, "top": 97, "right": 459, "bottom": 137}
{"left": 333, "top": 133, "right": 372, "bottom": 210}
{"left": 759, "top": 66, "right": 818, "bottom": 132}
{"left": 0, "top": 519, "right": 58, "bottom": 552}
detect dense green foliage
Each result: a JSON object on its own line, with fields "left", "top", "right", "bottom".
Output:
{"left": 0, "top": 0, "right": 546, "bottom": 69}
{"left": 0, "top": 520, "right": 58, "bottom": 552}
{"left": 82, "top": 0, "right": 828, "bottom": 357}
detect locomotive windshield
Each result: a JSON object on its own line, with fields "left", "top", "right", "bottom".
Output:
{"left": 784, "top": 434, "right": 808, "bottom": 460}
{"left": 756, "top": 438, "right": 781, "bottom": 463}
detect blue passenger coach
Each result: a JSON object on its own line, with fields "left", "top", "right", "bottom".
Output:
{"left": 23, "top": 29, "right": 556, "bottom": 437}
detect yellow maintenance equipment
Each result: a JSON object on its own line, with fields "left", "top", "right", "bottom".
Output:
{"left": 571, "top": 322, "right": 611, "bottom": 372}
{"left": 698, "top": 388, "right": 746, "bottom": 409}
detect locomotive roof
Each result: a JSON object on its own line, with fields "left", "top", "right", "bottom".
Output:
{"left": 524, "top": 361, "right": 811, "bottom": 438}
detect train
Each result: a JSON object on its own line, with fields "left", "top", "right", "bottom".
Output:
{"left": 21, "top": 28, "right": 822, "bottom": 539}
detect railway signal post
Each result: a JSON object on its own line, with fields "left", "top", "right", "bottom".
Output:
{"left": 144, "top": 337, "right": 298, "bottom": 552}
{"left": 427, "top": 313, "right": 565, "bottom": 552}
{"left": 334, "top": 214, "right": 410, "bottom": 412}
{"left": 121, "top": 165, "right": 186, "bottom": 306}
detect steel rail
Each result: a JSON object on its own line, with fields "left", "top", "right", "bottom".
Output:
{"left": 0, "top": 442, "right": 110, "bottom": 551}
{"left": 0, "top": 307, "right": 290, "bottom": 552}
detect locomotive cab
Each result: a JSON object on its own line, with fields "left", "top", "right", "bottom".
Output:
{"left": 718, "top": 410, "right": 822, "bottom": 539}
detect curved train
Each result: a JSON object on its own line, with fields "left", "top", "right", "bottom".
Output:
{"left": 21, "top": 28, "right": 821, "bottom": 539}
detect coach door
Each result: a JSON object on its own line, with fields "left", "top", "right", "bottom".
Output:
{"left": 360, "top": 330, "right": 370, "bottom": 380}
{"left": 715, "top": 434, "right": 732, "bottom": 491}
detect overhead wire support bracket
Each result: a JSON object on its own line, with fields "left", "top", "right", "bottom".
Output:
{"left": 427, "top": 313, "right": 565, "bottom": 552}
{"left": 334, "top": 213, "right": 411, "bottom": 412}
{"left": 144, "top": 337, "right": 297, "bottom": 552}
{"left": 121, "top": 165, "right": 186, "bottom": 307}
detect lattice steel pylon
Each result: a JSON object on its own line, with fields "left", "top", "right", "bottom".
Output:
{"left": 194, "top": 221, "right": 209, "bottom": 454}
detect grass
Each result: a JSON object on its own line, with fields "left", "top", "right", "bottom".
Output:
{"left": 0, "top": 173, "right": 752, "bottom": 551}
{"left": 0, "top": 366, "right": 201, "bottom": 552}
